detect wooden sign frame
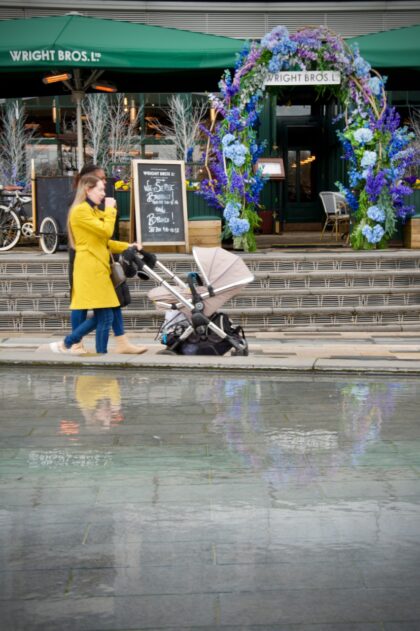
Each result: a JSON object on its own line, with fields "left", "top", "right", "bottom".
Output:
{"left": 255, "top": 158, "right": 285, "bottom": 180}
{"left": 132, "top": 159, "right": 189, "bottom": 249}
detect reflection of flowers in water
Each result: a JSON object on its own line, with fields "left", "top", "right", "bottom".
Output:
{"left": 267, "top": 429, "right": 338, "bottom": 454}
{"left": 210, "top": 377, "right": 411, "bottom": 490}
{"left": 212, "top": 378, "right": 265, "bottom": 469}
{"left": 340, "top": 381, "right": 400, "bottom": 461}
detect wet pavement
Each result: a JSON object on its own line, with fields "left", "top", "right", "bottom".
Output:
{"left": 1, "top": 367, "right": 420, "bottom": 630}
{"left": 2, "top": 330, "right": 420, "bottom": 375}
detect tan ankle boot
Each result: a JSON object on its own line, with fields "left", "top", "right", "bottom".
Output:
{"left": 70, "top": 341, "right": 88, "bottom": 355}
{"left": 114, "top": 334, "right": 147, "bottom": 354}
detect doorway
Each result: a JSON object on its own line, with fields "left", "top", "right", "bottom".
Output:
{"left": 275, "top": 96, "right": 332, "bottom": 230}
{"left": 279, "top": 121, "right": 323, "bottom": 227}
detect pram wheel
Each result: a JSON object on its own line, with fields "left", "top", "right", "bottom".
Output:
{"left": 231, "top": 347, "right": 249, "bottom": 357}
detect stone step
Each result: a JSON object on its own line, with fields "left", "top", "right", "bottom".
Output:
{"left": 2, "top": 270, "right": 420, "bottom": 294}
{"left": 2, "top": 304, "right": 420, "bottom": 333}
{"left": 2, "top": 285, "right": 420, "bottom": 299}
{"left": 1, "top": 250, "right": 420, "bottom": 332}
{"left": 1, "top": 250, "right": 420, "bottom": 275}
{"left": 1, "top": 290, "right": 420, "bottom": 312}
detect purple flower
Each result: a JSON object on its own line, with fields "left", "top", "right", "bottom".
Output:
{"left": 366, "top": 170, "right": 387, "bottom": 202}
{"left": 230, "top": 169, "right": 245, "bottom": 195}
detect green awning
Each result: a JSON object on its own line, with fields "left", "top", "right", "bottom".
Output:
{"left": 0, "top": 14, "right": 246, "bottom": 97}
{"left": 347, "top": 24, "right": 420, "bottom": 69}
{"left": 0, "top": 14, "right": 245, "bottom": 70}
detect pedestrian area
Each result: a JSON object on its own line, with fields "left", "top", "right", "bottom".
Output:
{"left": 1, "top": 366, "right": 420, "bottom": 630}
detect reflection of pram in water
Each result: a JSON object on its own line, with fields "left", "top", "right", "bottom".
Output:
{"left": 122, "top": 246, "right": 254, "bottom": 356}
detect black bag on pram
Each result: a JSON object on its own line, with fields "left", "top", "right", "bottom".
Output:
{"left": 160, "top": 311, "right": 247, "bottom": 356}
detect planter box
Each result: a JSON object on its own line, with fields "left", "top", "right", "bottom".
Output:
{"left": 187, "top": 218, "right": 221, "bottom": 252}
{"left": 135, "top": 219, "right": 222, "bottom": 254}
{"left": 115, "top": 190, "right": 131, "bottom": 221}
{"left": 403, "top": 217, "right": 420, "bottom": 248}
{"left": 187, "top": 190, "right": 221, "bottom": 220}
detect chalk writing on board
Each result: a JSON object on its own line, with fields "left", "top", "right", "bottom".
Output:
{"left": 133, "top": 160, "right": 188, "bottom": 245}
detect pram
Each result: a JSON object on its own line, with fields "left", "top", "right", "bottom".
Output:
{"left": 122, "top": 246, "right": 254, "bottom": 356}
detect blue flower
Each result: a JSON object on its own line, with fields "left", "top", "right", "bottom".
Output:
{"left": 224, "top": 142, "right": 248, "bottom": 167}
{"left": 229, "top": 217, "right": 250, "bottom": 236}
{"left": 362, "top": 223, "right": 385, "bottom": 244}
{"left": 361, "top": 150, "right": 377, "bottom": 168}
{"left": 354, "top": 128, "right": 373, "bottom": 144}
{"left": 353, "top": 55, "right": 371, "bottom": 78}
{"left": 223, "top": 201, "right": 241, "bottom": 221}
{"left": 268, "top": 55, "right": 282, "bottom": 73}
{"left": 221, "top": 134, "right": 236, "bottom": 148}
{"left": 367, "top": 205, "right": 385, "bottom": 223}
{"left": 368, "top": 77, "right": 382, "bottom": 96}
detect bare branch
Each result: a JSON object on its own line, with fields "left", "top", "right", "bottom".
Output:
{"left": 82, "top": 94, "right": 110, "bottom": 167}
{"left": 151, "top": 95, "right": 209, "bottom": 161}
{"left": 0, "top": 100, "right": 34, "bottom": 185}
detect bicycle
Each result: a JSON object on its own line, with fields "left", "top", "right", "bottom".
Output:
{"left": 0, "top": 190, "right": 33, "bottom": 252}
{"left": 0, "top": 190, "right": 61, "bottom": 254}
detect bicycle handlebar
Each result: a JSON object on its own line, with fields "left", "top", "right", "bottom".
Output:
{"left": 0, "top": 190, "right": 31, "bottom": 203}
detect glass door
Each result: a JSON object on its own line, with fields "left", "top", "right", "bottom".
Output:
{"left": 287, "top": 148, "right": 317, "bottom": 204}
{"left": 282, "top": 124, "right": 322, "bottom": 225}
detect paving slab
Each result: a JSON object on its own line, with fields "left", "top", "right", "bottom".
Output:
{"left": 1, "top": 332, "right": 420, "bottom": 374}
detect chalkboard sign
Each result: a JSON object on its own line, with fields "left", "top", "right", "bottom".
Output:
{"left": 132, "top": 160, "right": 189, "bottom": 247}
{"left": 33, "top": 176, "right": 74, "bottom": 233}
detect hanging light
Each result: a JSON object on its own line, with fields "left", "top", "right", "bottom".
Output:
{"left": 129, "top": 99, "right": 137, "bottom": 123}
{"left": 52, "top": 98, "right": 57, "bottom": 124}
{"left": 43, "top": 73, "right": 72, "bottom": 84}
{"left": 92, "top": 81, "right": 117, "bottom": 93}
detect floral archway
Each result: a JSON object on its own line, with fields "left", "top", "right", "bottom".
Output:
{"left": 199, "top": 26, "right": 418, "bottom": 252}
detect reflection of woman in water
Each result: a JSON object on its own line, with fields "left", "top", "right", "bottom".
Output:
{"left": 75, "top": 375, "right": 123, "bottom": 429}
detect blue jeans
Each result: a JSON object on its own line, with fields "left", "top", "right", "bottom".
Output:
{"left": 71, "top": 307, "right": 124, "bottom": 338}
{"left": 65, "top": 308, "right": 115, "bottom": 353}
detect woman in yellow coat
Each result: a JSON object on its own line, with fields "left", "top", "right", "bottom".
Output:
{"left": 49, "top": 173, "right": 138, "bottom": 354}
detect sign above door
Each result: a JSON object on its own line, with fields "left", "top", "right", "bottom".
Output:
{"left": 266, "top": 71, "right": 341, "bottom": 86}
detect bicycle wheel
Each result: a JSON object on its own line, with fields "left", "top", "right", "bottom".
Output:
{"left": 39, "top": 217, "right": 59, "bottom": 254}
{"left": 0, "top": 206, "right": 21, "bottom": 252}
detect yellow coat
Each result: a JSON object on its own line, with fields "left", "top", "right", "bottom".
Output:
{"left": 69, "top": 201, "right": 130, "bottom": 310}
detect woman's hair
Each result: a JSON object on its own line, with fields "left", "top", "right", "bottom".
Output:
{"left": 74, "top": 163, "right": 104, "bottom": 188}
{"left": 67, "top": 173, "right": 102, "bottom": 248}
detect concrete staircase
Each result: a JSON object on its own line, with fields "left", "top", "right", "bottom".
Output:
{"left": 1, "top": 249, "right": 420, "bottom": 332}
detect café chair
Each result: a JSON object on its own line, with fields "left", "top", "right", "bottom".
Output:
{"left": 319, "top": 191, "right": 350, "bottom": 241}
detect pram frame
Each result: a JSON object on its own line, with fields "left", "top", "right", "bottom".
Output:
{"left": 138, "top": 255, "right": 251, "bottom": 355}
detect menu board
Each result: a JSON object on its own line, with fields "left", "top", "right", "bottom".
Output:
{"left": 33, "top": 176, "right": 74, "bottom": 232}
{"left": 255, "top": 158, "right": 285, "bottom": 179}
{"left": 133, "top": 160, "right": 189, "bottom": 246}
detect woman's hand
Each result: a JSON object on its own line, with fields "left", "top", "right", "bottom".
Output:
{"left": 105, "top": 197, "right": 116, "bottom": 208}
{"left": 130, "top": 242, "right": 142, "bottom": 251}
